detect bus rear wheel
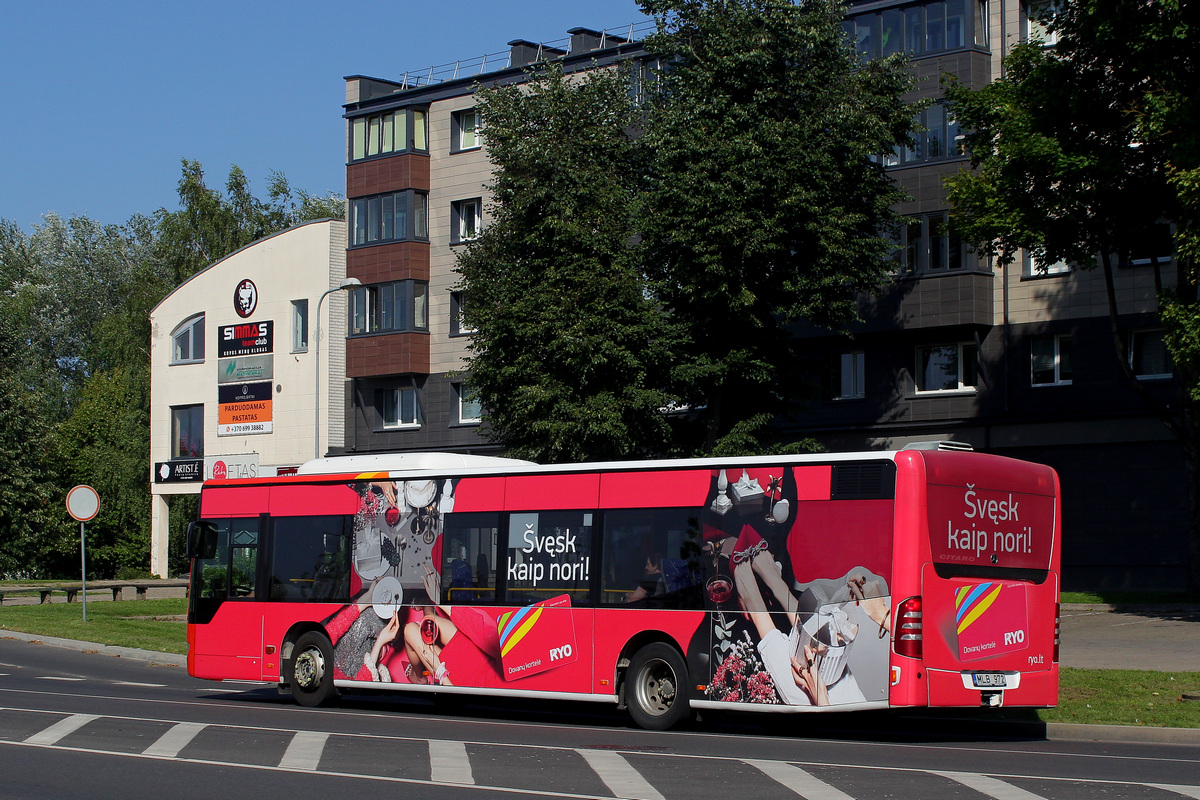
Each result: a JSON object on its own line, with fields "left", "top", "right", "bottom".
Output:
{"left": 626, "top": 643, "right": 691, "bottom": 730}
{"left": 289, "top": 631, "right": 337, "bottom": 707}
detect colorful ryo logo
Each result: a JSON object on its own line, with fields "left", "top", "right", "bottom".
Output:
{"left": 954, "top": 581, "right": 1030, "bottom": 662}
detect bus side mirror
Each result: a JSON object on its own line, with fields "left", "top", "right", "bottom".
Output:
{"left": 187, "top": 521, "right": 218, "bottom": 560}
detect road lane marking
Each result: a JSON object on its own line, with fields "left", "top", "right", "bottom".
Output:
{"left": 143, "top": 721, "right": 207, "bottom": 757}
{"left": 113, "top": 681, "right": 166, "bottom": 688}
{"left": 278, "top": 730, "right": 329, "bottom": 771}
{"left": 25, "top": 713, "right": 98, "bottom": 745}
{"left": 1150, "top": 785, "right": 1200, "bottom": 800}
{"left": 745, "top": 759, "right": 856, "bottom": 800}
{"left": 429, "top": 739, "right": 474, "bottom": 785}
{"left": 579, "top": 748, "right": 666, "bottom": 800}
{"left": 35, "top": 676, "right": 85, "bottom": 681}
{"left": 935, "top": 771, "right": 1049, "bottom": 800}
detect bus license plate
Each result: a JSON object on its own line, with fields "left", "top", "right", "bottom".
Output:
{"left": 972, "top": 672, "right": 1007, "bottom": 688}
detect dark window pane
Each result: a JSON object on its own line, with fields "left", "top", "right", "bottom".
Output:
{"left": 269, "top": 516, "right": 351, "bottom": 602}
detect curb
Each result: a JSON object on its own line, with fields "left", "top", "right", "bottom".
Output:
{"left": 1061, "top": 603, "right": 1200, "bottom": 613}
{"left": 1046, "top": 722, "right": 1200, "bottom": 745}
{"left": 0, "top": 629, "right": 186, "bottom": 667}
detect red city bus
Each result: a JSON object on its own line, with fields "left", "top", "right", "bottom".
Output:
{"left": 186, "top": 443, "right": 1060, "bottom": 729}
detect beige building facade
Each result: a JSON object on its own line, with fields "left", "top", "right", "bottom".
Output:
{"left": 148, "top": 219, "right": 348, "bottom": 575}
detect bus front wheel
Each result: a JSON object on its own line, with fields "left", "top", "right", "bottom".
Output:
{"left": 626, "top": 643, "right": 691, "bottom": 730}
{"left": 289, "top": 631, "right": 337, "bottom": 707}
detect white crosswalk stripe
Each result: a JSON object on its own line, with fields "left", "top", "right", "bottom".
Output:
{"left": 746, "top": 759, "right": 857, "bottom": 800}
{"left": 935, "top": 770, "right": 1049, "bottom": 800}
{"left": 1149, "top": 785, "right": 1200, "bottom": 800}
{"left": 428, "top": 738, "right": 474, "bottom": 785}
{"left": 24, "top": 713, "right": 98, "bottom": 745}
{"left": 579, "top": 749, "right": 666, "bottom": 800}
{"left": 142, "top": 721, "right": 207, "bottom": 757}
{"left": 279, "top": 731, "right": 329, "bottom": 771}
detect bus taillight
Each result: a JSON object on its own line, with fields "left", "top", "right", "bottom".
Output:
{"left": 1053, "top": 602, "right": 1060, "bottom": 663}
{"left": 894, "top": 595, "right": 923, "bottom": 659}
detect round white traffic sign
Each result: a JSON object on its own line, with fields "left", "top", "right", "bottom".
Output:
{"left": 66, "top": 485, "right": 100, "bottom": 522}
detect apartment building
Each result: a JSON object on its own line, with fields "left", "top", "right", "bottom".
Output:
{"left": 338, "top": 10, "right": 1187, "bottom": 590}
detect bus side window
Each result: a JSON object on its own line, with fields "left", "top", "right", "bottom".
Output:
{"left": 602, "top": 509, "right": 705, "bottom": 609}
{"left": 229, "top": 522, "right": 259, "bottom": 598}
{"left": 442, "top": 512, "right": 499, "bottom": 604}
{"left": 269, "top": 515, "right": 351, "bottom": 602}
{"left": 195, "top": 520, "right": 231, "bottom": 599}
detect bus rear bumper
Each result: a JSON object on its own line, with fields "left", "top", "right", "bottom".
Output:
{"left": 925, "top": 664, "right": 1059, "bottom": 707}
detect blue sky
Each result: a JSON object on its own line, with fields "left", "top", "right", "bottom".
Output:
{"left": 0, "top": 0, "right": 646, "bottom": 231}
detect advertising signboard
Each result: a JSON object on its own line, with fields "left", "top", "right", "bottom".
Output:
{"left": 218, "top": 382, "right": 273, "bottom": 436}
{"left": 218, "top": 320, "right": 273, "bottom": 358}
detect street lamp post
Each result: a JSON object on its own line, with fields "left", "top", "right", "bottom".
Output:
{"left": 314, "top": 278, "right": 362, "bottom": 459}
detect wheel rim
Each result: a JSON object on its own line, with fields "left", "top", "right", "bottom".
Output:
{"left": 294, "top": 645, "right": 326, "bottom": 691}
{"left": 634, "top": 657, "right": 678, "bottom": 717}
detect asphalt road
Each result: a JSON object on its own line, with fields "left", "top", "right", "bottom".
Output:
{"left": 1, "top": 638, "right": 1198, "bottom": 800}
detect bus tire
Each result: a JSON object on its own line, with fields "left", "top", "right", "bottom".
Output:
{"left": 289, "top": 631, "right": 337, "bottom": 707}
{"left": 626, "top": 643, "right": 691, "bottom": 730}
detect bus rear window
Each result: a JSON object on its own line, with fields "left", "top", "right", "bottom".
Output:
{"left": 933, "top": 563, "right": 1049, "bottom": 585}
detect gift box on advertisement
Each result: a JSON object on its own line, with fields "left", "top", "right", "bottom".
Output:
{"left": 497, "top": 594, "right": 578, "bottom": 681}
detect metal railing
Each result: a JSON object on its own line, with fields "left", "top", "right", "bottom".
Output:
{"left": 393, "top": 20, "right": 655, "bottom": 91}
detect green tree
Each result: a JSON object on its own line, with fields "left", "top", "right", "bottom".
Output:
{"left": 456, "top": 64, "right": 680, "bottom": 463}
{"left": 944, "top": 0, "right": 1200, "bottom": 589}
{"left": 0, "top": 313, "right": 73, "bottom": 577}
{"left": 638, "top": 0, "right": 917, "bottom": 453}
{"left": 0, "top": 162, "right": 345, "bottom": 577}
{"left": 155, "top": 159, "right": 345, "bottom": 284}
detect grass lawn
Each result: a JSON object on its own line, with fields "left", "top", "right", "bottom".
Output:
{"left": 0, "top": 598, "right": 187, "bottom": 655}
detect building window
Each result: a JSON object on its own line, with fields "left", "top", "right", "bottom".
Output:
{"left": 292, "top": 299, "right": 309, "bottom": 352}
{"left": 450, "top": 291, "right": 475, "bottom": 336}
{"left": 1127, "top": 222, "right": 1175, "bottom": 267}
{"left": 350, "top": 190, "right": 428, "bottom": 246}
{"left": 171, "top": 404, "right": 204, "bottom": 458}
{"left": 1031, "top": 335, "right": 1072, "bottom": 386}
{"left": 845, "top": 0, "right": 979, "bottom": 62}
{"left": 916, "top": 343, "right": 978, "bottom": 392}
{"left": 1023, "top": 0, "right": 1061, "bottom": 46}
{"left": 896, "top": 213, "right": 965, "bottom": 273}
{"left": 1131, "top": 329, "right": 1172, "bottom": 379}
{"left": 171, "top": 314, "right": 205, "bottom": 365}
{"left": 379, "top": 382, "right": 422, "bottom": 429}
{"left": 451, "top": 108, "right": 480, "bottom": 152}
{"left": 452, "top": 198, "right": 482, "bottom": 244}
{"left": 348, "top": 281, "right": 429, "bottom": 335}
{"left": 836, "top": 352, "right": 866, "bottom": 399}
{"left": 349, "top": 108, "right": 428, "bottom": 161}
{"left": 454, "top": 382, "right": 482, "bottom": 424}
{"left": 1024, "top": 251, "right": 1071, "bottom": 276}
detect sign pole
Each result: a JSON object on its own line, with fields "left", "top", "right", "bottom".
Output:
{"left": 80, "top": 521, "right": 87, "bottom": 622}
{"left": 66, "top": 485, "right": 100, "bottom": 623}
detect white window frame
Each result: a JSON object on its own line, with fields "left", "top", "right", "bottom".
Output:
{"left": 453, "top": 108, "right": 481, "bottom": 152}
{"left": 381, "top": 384, "right": 422, "bottom": 429}
{"left": 835, "top": 352, "right": 866, "bottom": 400}
{"left": 454, "top": 381, "right": 482, "bottom": 425}
{"left": 1130, "top": 329, "right": 1172, "bottom": 380}
{"left": 170, "top": 314, "right": 205, "bottom": 365}
{"left": 915, "top": 342, "right": 979, "bottom": 394}
{"left": 292, "top": 299, "right": 309, "bottom": 352}
{"left": 450, "top": 291, "right": 476, "bottom": 336}
{"left": 452, "top": 198, "right": 482, "bottom": 244}
{"left": 1031, "top": 334, "right": 1072, "bottom": 386}
{"left": 1026, "top": 251, "right": 1071, "bottom": 276}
